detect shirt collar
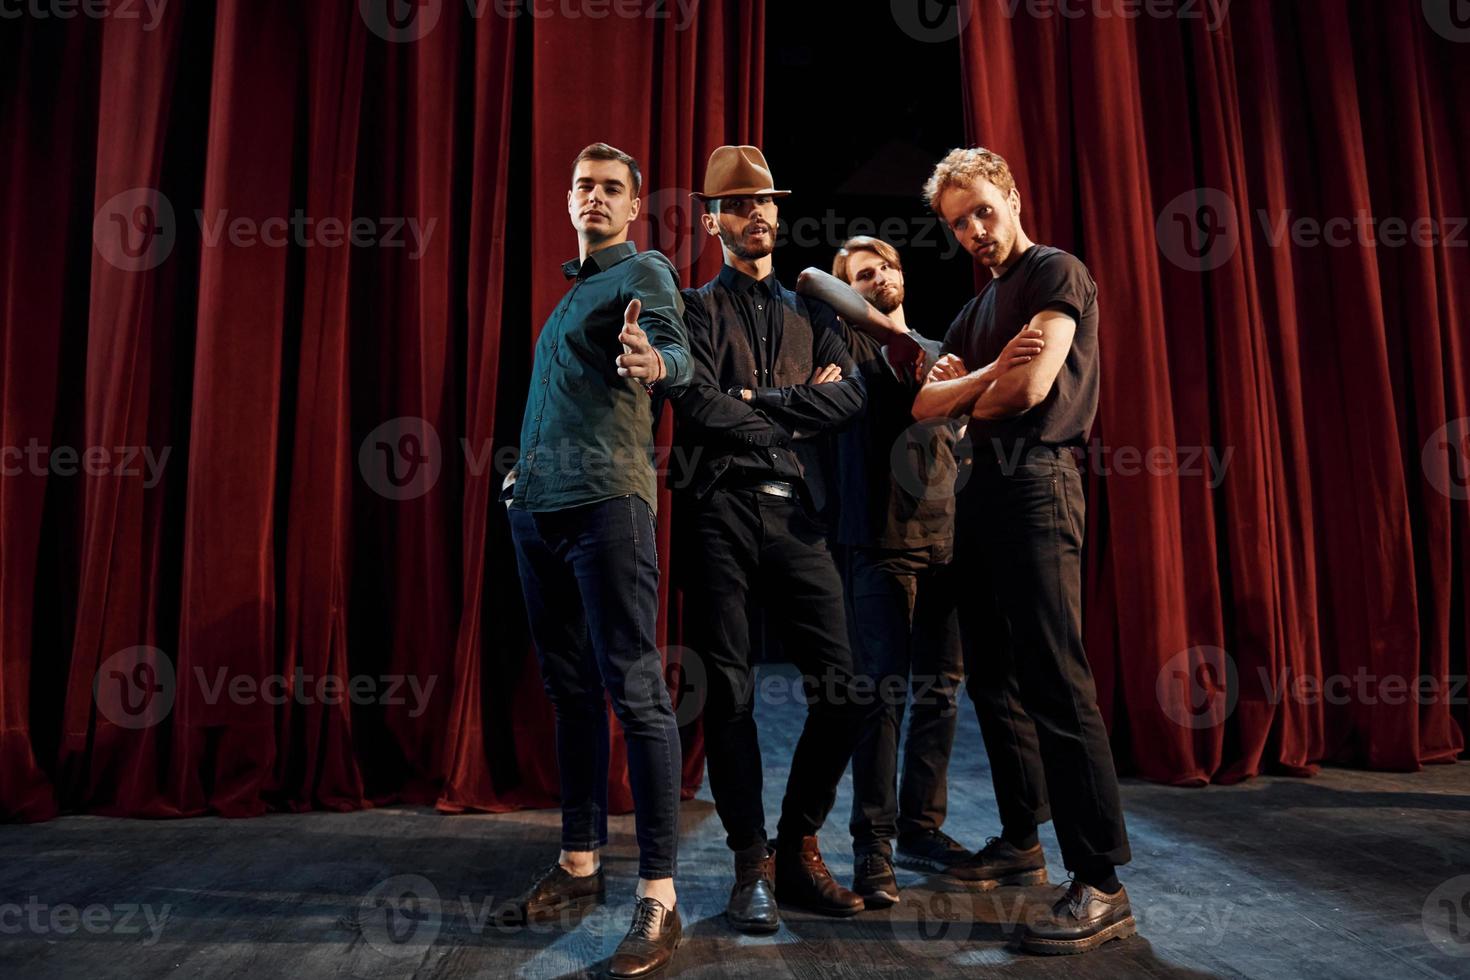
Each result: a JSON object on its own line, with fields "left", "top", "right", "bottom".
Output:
{"left": 718, "top": 263, "right": 779, "bottom": 298}
{"left": 562, "top": 240, "right": 639, "bottom": 280}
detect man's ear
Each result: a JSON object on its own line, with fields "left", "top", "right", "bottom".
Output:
{"left": 628, "top": 195, "right": 642, "bottom": 222}
{"left": 1009, "top": 186, "right": 1022, "bottom": 218}
{"left": 701, "top": 212, "right": 719, "bottom": 237}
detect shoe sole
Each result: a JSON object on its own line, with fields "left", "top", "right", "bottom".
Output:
{"left": 1019, "top": 915, "right": 1137, "bottom": 955}
{"left": 727, "top": 913, "right": 781, "bottom": 935}
{"left": 895, "top": 856, "right": 1049, "bottom": 889}
{"left": 969, "top": 868, "right": 1050, "bottom": 890}
{"left": 854, "top": 888, "right": 899, "bottom": 909}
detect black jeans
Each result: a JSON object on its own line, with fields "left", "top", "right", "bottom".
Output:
{"left": 842, "top": 544, "right": 965, "bottom": 857}
{"left": 955, "top": 449, "right": 1131, "bottom": 871}
{"left": 508, "top": 494, "right": 681, "bottom": 879}
{"left": 679, "top": 487, "right": 876, "bottom": 852}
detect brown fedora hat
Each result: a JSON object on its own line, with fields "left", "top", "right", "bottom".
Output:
{"left": 691, "top": 145, "right": 792, "bottom": 200}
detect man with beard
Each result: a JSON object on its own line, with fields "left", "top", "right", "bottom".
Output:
{"left": 500, "top": 142, "right": 688, "bottom": 979}
{"left": 798, "top": 243, "right": 1045, "bottom": 908}
{"left": 795, "top": 238, "right": 960, "bottom": 908}
{"left": 671, "top": 145, "right": 873, "bottom": 934}
{"left": 912, "top": 147, "right": 1135, "bottom": 955}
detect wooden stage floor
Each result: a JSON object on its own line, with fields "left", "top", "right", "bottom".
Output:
{"left": 3, "top": 664, "right": 1468, "bottom": 979}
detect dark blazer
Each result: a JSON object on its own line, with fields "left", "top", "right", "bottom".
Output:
{"left": 671, "top": 267, "right": 864, "bottom": 514}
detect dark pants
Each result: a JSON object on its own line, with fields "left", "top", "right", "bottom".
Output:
{"left": 508, "top": 494, "right": 681, "bottom": 880}
{"left": 679, "top": 487, "right": 876, "bottom": 852}
{"left": 843, "top": 544, "right": 965, "bottom": 857}
{"left": 955, "top": 449, "right": 1131, "bottom": 872}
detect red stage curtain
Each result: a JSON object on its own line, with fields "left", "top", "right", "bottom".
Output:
{"left": 958, "top": 0, "right": 1469, "bottom": 784}
{"left": 0, "top": 1, "right": 762, "bottom": 823}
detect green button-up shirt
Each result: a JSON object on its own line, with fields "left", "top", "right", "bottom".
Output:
{"left": 512, "top": 241, "right": 691, "bottom": 513}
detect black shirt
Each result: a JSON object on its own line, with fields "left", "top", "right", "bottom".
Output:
{"left": 832, "top": 323, "right": 958, "bottom": 551}
{"left": 942, "top": 244, "right": 1099, "bottom": 456}
{"left": 672, "top": 266, "right": 864, "bottom": 514}
{"left": 512, "top": 241, "right": 692, "bottom": 513}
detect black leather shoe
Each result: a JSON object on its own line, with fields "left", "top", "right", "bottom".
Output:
{"left": 852, "top": 850, "right": 899, "bottom": 909}
{"left": 726, "top": 841, "right": 780, "bottom": 933}
{"left": 608, "top": 897, "right": 681, "bottom": 979}
{"left": 895, "top": 828, "right": 973, "bottom": 876}
{"left": 774, "top": 836, "right": 864, "bottom": 917}
{"left": 952, "top": 837, "right": 1050, "bottom": 887}
{"left": 1018, "top": 879, "right": 1136, "bottom": 955}
{"left": 495, "top": 862, "right": 605, "bottom": 927}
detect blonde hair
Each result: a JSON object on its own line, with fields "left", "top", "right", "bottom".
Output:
{"left": 831, "top": 236, "right": 903, "bottom": 284}
{"left": 922, "top": 147, "right": 1016, "bottom": 212}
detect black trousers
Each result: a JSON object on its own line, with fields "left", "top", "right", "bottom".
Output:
{"left": 509, "top": 495, "right": 681, "bottom": 879}
{"left": 955, "top": 449, "right": 1131, "bottom": 871}
{"left": 679, "top": 486, "right": 876, "bottom": 852}
{"left": 842, "top": 544, "right": 964, "bottom": 857}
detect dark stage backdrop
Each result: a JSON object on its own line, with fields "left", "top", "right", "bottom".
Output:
{"left": 1, "top": 0, "right": 1467, "bottom": 825}
{"left": 957, "top": 0, "right": 1470, "bottom": 783}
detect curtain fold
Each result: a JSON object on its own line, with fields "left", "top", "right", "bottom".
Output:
{"left": 1, "top": 1, "right": 763, "bottom": 823}
{"left": 958, "top": 0, "right": 1468, "bottom": 784}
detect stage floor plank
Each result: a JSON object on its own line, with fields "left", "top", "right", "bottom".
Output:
{"left": 3, "top": 664, "right": 1468, "bottom": 979}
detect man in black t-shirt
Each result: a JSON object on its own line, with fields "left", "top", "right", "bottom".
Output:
{"left": 913, "top": 147, "right": 1135, "bottom": 955}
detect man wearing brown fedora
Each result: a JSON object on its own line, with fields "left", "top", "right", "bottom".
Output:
{"left": 671, "top": 145, "right": 876, "bottom": 933}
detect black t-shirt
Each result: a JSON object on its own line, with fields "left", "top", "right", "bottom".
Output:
{"left": 941, "top": 244, "right": 1099, "bottom": 455}
{"left": 832, "top": 322, "right": 958, "bottom": 551}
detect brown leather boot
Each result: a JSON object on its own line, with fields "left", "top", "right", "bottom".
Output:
{"left": 726, "top": 841, "right": 780, "bottom": 933}
{"left": 773, "top": 836, "right": 864, "bottom": 917}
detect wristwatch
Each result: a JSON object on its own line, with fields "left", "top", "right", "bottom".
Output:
{"left": 726, "top": 385, "right": 747, "bottom": 400}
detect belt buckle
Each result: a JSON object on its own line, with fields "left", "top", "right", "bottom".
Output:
{"left": 754, "top": 480, "right": 795, "bottom": 499}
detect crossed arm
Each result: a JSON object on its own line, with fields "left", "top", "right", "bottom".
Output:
{"left": 910, "top": 308, "right": 1075, "bottom": 421}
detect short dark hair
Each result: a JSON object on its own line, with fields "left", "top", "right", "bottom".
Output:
{"left": 572, "top": 142, "right": 642, "bottom": 196}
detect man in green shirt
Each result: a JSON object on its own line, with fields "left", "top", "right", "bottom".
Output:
{"left": 501, "top": 142, "right": 689, "bottom": 980}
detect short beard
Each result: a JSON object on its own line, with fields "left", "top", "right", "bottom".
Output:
{"left": 719, "top": 225, "right": 774, "bottom": 261}
{"left": 869, "top": 286, "right": 903, "bottom": 314}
